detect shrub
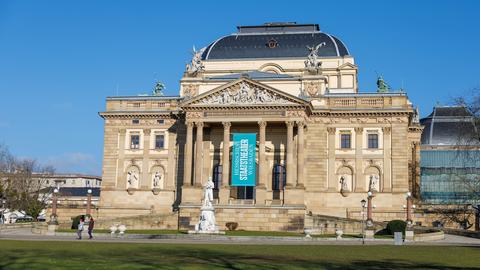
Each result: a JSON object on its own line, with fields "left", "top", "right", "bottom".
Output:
{"left": 71, "top": 215, "right": 85, "bottom": 229}
{"left": 386, "top": 220, "right": 407, "bottom": 235}
{"left": 225, "top": 222, "right": 238, "bottom": 231}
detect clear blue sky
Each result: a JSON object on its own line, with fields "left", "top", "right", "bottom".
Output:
{"left": 1, "top": 0, "right": 479, "bottom": 175}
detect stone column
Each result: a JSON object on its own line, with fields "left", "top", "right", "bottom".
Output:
{"left": 285, "top": 121, "right": 295, "bottom": 187}
{"left": 219, "top": 121, "right": 231, "bottom": 204}
{"left": 183, "top": 122, "right": 194, "bottom": 187}
{"left": 194, "top": 121, "right": 204, "bottom": 187}
{"left": 258, "top": 121, "right": 267, "bottom": 188}
{"left": 327, "top": 127, "right": 337, "bottom": 191}
{"left": 296, "top": 121, "right": 305, "bottom": 188}
{"left": 141, "top": 129, "right": 151, "bottom": 189}
{"left": 382, "top": 127, "right": 392, "bottom": 192}
{"left": 256, "top": 121, "right": 267, "bottom": 205}
{"left": 354, "top": 127, "right": 364, "bottom": 192}
{"left": 117, "top": 129, "right": 126, "bottom": 189}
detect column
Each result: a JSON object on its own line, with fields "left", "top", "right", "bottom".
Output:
{"left": 222, "top": 122, "right": 231, "bottom": 188}
{"left": 141, "top": 129, "right": 151, "bottom": 189}
{"left": 117, "top": 129, "right": 126, "bottom": 189}
{"left": 382, "top": 127, "right": 392, "bottom": 192}
{"left": 296, "top": 121, "right": 305, "bottom": 188}
{"left": 183, "top": 122, "right": 194, "bottom": 187}
{"left": 354, "top": 127, "right": 364, "bottom": 192}
{"left": 286, "top": 121, "right": 295, "bottom": 187}
{"left": 258, "top": 121, "right": 267, "bottom": 188}
{"left": 194, "top": 121, "right": 204, "bottom": 187}
{"left": 327, "top": 127, "right": 336, "bottom": 191}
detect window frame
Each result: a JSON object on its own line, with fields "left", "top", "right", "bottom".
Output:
{"left": 367, "top": 133, "right": 379, "bottom": 149}
{"left": 130, "top": 134, "right": 140, "bottom": 149}
{"left": 154, "top": 134, "right": 165, "bottom": 149}
{"left": 340, "top": 133, "right": 352, "bottom": 149}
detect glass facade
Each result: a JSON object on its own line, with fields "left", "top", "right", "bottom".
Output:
{"left": 420, "top": 150, "right": 480, "bottom": 204}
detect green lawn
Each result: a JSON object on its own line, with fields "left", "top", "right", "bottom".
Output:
{"left": 0, "top": 240, "right": 478, "bottom": 269}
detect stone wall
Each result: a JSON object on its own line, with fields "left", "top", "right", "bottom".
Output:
{"left": 179, "top": 206, "right": 305, "bottom": 232}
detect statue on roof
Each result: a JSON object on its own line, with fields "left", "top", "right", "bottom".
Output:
{"left": 186, "top": 46, "right": 205, "bottom": 76}
{"left": 153, "top": 81, "right": 165, "bottom": 96}
{"left": 412, "top": 107, "right": 420, "bottom": 124}
{"left": 376, "top": 76, "right": 391, "bottom": 93}
{"left": 305, "top": 42, "right": 326, "bottom": 73}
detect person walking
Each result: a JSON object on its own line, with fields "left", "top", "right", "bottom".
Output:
{"left": 77, "top": 217, "right": 85, "bottom": 240}
{"left": 88, "top": 217, "right": 95, "bottom": 239}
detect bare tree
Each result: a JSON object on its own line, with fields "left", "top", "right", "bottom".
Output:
{"left": 0, "top": 144, "right": 56, "bottom": 220}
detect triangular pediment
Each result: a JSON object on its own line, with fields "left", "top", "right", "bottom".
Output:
{"left": 181, "top": 78, "right": 309, "bottom": 107}
{"left": 337, "top": 62, "right": 357, "bottom": 70}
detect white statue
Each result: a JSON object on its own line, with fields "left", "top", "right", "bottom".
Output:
{"left": 127, "top": 170, "right": 138, "bottom": 189}
{"left": 152, "top": 171, "right": 162, "bottom": 189}
{"left": 186, "top": 46, "right": 205, "bottom": 75}
{"left": 413, "top": 107, "right": 420, "bottom": 124}
{"left": 339, "top": 175, "right": 349, "bottom": 191}
{"left": 369, "top": 174, "right": 379, "bottom": 192}
{"left": 304, "top": 42, "right": 326, "bottom": 72}
{"left": 203, "top": 177, "right": 215, "bottom": 207}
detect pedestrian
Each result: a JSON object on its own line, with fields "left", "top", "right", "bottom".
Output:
{"left": 88, "top": 217, "right": 95, "bottom": 239}
{"left": 77, "top": 217, "right": 84, "bottom": 240}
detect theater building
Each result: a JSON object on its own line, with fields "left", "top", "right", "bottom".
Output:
{"left": 98, "top": 23, "right": 422, "bottom": 231}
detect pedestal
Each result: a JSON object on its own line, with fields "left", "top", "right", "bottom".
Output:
{"left": 189, "top": 205, "right": 225, "bottom": 235}
{"left": 365, "top": 229, "right": 375, "bottom": 240}
{"left": 405, "top": 230, "right": 414, "bottom": 241}
{"left": 46, "top": 223, "right": 58, "bottom": 236}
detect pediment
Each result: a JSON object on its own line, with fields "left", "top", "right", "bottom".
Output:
{"left": 181, "top": 78, "right": 309, "bottom": 107}
{"left": 337, "top": 62, "right": 357, "bottom": 70}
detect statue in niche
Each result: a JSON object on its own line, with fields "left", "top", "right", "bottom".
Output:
{"left": 369, "top": 174, "right": 379, "bottom": 192}
{"left": 152, "top": 171, "right": 163, "bottom": 189}
{"left": 127, "top": 169, "right": 139, "bottom": 189}
{"left": 339, "top": 175, "right": 349, "bottom": 191}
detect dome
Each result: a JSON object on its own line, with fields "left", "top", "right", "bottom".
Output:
{"left": 201, "top": 23, "right": 350, "bottom": 60}
{"left": 420, "top": 106, "right": 479, "bottom": 146}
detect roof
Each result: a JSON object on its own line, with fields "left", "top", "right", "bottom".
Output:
{"left": 201, "top": 23, "right": 349, "bottom": 60}
{"left": 206, "top": 71, "right": 294, "bottom": 81}
{"left": 57, "top": 187, "right": 101, "bottom": 197}
{"left": 420, "top": 106, "right": 479, "bottom": 146}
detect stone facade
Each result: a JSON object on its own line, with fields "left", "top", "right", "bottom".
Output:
{"left": 97, "top": 23, "right": 422, "bottom": 231}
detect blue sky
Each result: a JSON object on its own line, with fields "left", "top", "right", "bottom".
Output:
{"left": 0, "top": 1, "right": 479, "bottom": 175}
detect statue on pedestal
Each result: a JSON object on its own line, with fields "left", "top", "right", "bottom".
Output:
{"left": 194, "top": 177, "right": 218, "bottom": 233}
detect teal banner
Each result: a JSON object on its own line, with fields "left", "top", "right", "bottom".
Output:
{"left": 231, "top": 133, "right": 256, "bottom": 186}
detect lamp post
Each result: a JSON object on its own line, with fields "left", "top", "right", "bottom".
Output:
{"left": 366, "top": 191, "right": 374, "bottom": 227}
{"left": 86, "top": 189, "right": 92, "bottom": 216}
{"left": 1, "top": 199, "right": 6, "bottom": 224}
{"left": 50, "top": 188, "right": 59, "bottom": 224}
{"left": 361, "top": 199, "right": 367, "bottom": 245}
{"left": 404, "top": 192, "right": 413, "bottom": 227}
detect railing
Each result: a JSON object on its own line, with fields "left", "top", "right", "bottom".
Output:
{"left": 328, "top": 97, "right": 386, "bottom": 108}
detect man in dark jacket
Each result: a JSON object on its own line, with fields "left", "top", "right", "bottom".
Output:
{"left": 88, "top": 217, "right": 95, "bottom": 239}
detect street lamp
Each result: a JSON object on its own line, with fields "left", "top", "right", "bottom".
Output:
{"left": 1, "top": 199, "right": 6, "bottom": 224}
{"left": 366, "top": 191, "right": 374, "bottom": 227}
{"left": 405, "top": 191, "right": 413, "bottom": 227}
{"left": 86, "top": 189, "right": 92, "bottom": 216}
{"left": 361, "top": 199, "right": 367, "bottom": 244}
{"left": 49, "top": 188, "right": 59, "bottom": 224}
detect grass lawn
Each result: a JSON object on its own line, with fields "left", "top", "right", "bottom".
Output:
{"left": 0, "top": 240, "right": 478, "bottom": 269}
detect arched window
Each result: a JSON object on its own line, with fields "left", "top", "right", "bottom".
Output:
{"left": 272, "top": 164, "right": 286, "bottom": 190}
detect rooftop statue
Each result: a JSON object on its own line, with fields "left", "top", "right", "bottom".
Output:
{"left": 153, "top": 81, "right": 165, "bottom": 96}
{"left": 186, "top": 46, "right": 205, "bottom": 75}
{"left": 376, "top": 76, "right": 391, "bottom": 93}
{"left": 304, "top": 42, "right": 326, "bottom": 73}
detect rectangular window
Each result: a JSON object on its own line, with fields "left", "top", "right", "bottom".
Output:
{"left": 132, "top": 119, "right": 140, "bottom": 124}
{"left": 340, "top": 133, "right": 351, "bottom": 149}
{"left": 130, "top": 135, "right": 140, "bottom": 149}
{"left": 155, "top": 134, "right": 165, "bottom": 149}
{"left": 368, "top": 133, "right": 379, "bottom": 149}
{"left": 157, "top": 119, "right": 165, "bottom": 125}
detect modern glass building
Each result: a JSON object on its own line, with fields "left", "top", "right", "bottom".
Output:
{"left": 420, "top": 106, "right": 480, "bottom": 205}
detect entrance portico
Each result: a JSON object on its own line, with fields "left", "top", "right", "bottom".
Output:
{"left": 180, "top": 78, "right": 308, "bottom": 207}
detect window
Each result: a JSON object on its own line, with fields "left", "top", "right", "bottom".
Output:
{"left": 132, "top": 119, "right": 140, "bottom": 124}
{"left": 340, "top": 133, "right": 351, "bottom": 149}
{"left": 155, "top": 134, "right": 165, "bottom": 149}
{"left": 157, "top": 119, "right": 165, "bottom": 125}
{"left": 130, "top": 134, "right": 140, "bottom": 149}
{"left": 368, "top": 133, "right": 379, "bottom": 149}
{"left": 272, "top": 164, "right": 286, "bottom": 190}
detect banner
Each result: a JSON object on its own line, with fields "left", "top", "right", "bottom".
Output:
{"left": 231, "top": 133, "right": 256, "bottom": 186}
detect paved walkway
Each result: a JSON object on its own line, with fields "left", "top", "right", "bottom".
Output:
{"left": 1, "top": 228, "right": 480, "bottom": 246}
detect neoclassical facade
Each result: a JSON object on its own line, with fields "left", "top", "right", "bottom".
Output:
{"left": 99, "top": 23, "right": 422, "bottom": 231}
